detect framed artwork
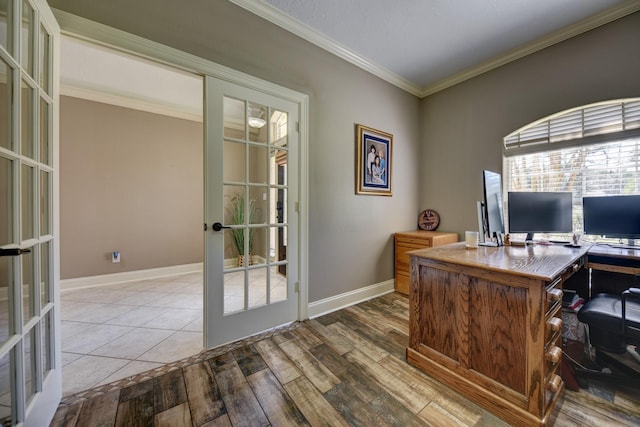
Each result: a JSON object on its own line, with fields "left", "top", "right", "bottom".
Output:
{"left": 355, "top": 124, "right": 392, "bottom": 196}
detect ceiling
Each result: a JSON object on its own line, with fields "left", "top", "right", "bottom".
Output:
{"left": 230, "top": 0, "right": 640, "bottom": 96}
{"left": 59, "top": 0, "right": 640, "bottom": 114}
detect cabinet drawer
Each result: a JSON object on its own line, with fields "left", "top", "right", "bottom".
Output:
{"left": 396, "top": 236, "right": 433, "bottom": 246}
{"left": 395, "top": 272, "right": 410, "bottom": 295}
{"left": 544, "top": 308, "right": 563, "bottom": 345}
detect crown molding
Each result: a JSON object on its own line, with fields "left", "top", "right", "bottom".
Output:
{"left": 420, "top": 0, "right": 640, "bottom": 97}
{"left": 227, "top": 0, "right": 423, "bottom": 97}
{"left": 231, "top": 0, "right": 640, "bottom": 99}
{"left": 61, "top": 83, "right": 204, "bottom": 122}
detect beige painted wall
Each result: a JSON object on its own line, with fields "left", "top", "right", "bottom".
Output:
{"left": 419, "top": 12, "right": 640, "bottom": 237}
{"left": 50, "top": 0, "right": 422, "bottom": 302}
{"left": 60, "top": 96, "right": 203, "bottom": 279}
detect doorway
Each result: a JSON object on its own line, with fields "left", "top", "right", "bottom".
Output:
{"left": 58, "top": 36, "right": 205, "bottom": 395}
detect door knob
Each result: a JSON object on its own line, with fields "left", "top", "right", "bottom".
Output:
{"left": 212, "top": 222, "right": 231, "bottom": 232}
{"left": 0, "top": 248, "right": 32, "bottom": 257}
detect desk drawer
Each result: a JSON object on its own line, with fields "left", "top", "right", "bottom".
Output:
{"left": 545, "top": 278, "right": 563, "bottom": 317}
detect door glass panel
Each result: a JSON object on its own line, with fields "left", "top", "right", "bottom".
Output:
{"left": 21, "top": 164, "right": 33, "bottom": 240}
{"left": 223, "top": 97, "right": 245, "bottom": 139}
{"left": 24, "top": 327, "right": 35, "bottom": 403}
{"left": 38, "top": 24, "right": 49, "bottom": 94}
{"left": 0, "top": 59, "right": 10, "bottom": 150}
{"left": 0, "top": 256, "right": 11, "bottom": 346}
{"left": 20, "top": 79, "right": 33, "bottom": 158}
{"left": 39, "top": 170, "right": 48, "bottom": 235}
{"left": 41, "top": 311, "right": 52, "bottom": 375}
{"left": 0, "top": 0, "right": 8, "bottom": 52}
{"left": 22, "top": 248, "right": 33, "bottom": 325}
{"left": 223, "top": 186, "right": 245, "bottom": 227}
{"left": 248, "top": 268, "right": 266, "bottom": 309}
{"left": 269, "top": 188, "right": 286, "bottom": 225}
{"left": 247, "top": 102, "right": 267, "bottom": 144}
{"left": 20, "top": 0, "right": 33, "bottom": 76}
{"left": 248, "top": 145, "right": 267, "bottom": 184}
{"left": 0, "top": 157, "right": 12, "bottom": 245}
{"left": 0, "top": 350, "right": 11, "bottom": 424}
{"left": 249, "top": 226, "right": 267, "bottom": 267}
{"left": 39, "top": 98, "right": 48, "bottom": 165}
{"left": 248, "top": 186, "right": 266, "bottom": 225}
{"left": 270, "top": 110, "right": 288, "bottom": 146}
{"left": 223, "top": 270, "right": 243, "bottom": 314}
{"left": 269, "top": 149, "right": 287, "bottom": 184}
{"left": 223, "top": 140, "right": 244, "bottom": 183}
{"left": 40, "top": 240, "right": 49, "bottom": 307}
{"left": 270, "top": 264, "right": 286, "bottom": 303}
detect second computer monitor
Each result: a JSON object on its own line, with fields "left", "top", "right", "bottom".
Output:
{"left": 508, "top": 192, "right": 573, "bottom": 241}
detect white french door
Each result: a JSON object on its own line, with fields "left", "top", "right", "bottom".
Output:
{"left": 0, "top": 0, "right": 60, "bottom": 425}
{"left": 204, "top": 76, "right": 299, "bottom": 348}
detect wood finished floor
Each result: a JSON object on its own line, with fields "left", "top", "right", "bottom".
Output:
{"left": 51, "top": 292, "right": 640, "bottom": 426}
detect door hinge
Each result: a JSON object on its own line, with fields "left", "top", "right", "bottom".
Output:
{"left": 295, "top": 282, "right": 300, "bottom": 293}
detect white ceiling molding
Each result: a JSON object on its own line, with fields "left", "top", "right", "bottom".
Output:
{"left": 230, "top": 0, "right": 640, "bottom": 98}
{"left": 61, "top": 84, "right": 204, "bottom": 122}
{"left": 227, "top": 0, "right": 423, "bottom": 97}
{"left": 420, "top": 1, "right": 640, "bottom": 97}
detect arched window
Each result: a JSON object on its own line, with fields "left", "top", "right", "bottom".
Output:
{"left": 502, "top": 99, "right": 640, "bottom": 239}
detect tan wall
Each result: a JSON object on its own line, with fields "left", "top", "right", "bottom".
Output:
{"left": 50, "top": 0, "right": 421, "bottom": 302}
{"left": 60, "top": 96, "right": 203, "bottom": 279}
{"left": 419, "top": 11, "right": 640, "bottom": 238}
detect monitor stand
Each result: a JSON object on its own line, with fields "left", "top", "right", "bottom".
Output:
{"left": 525, "top": 233, "right": 535, "bottom": 243}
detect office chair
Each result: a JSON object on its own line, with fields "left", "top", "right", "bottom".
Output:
{"left": 577, "top": 274, "right": 640, "bottom": 369}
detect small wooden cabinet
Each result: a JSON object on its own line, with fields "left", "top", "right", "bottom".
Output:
{"left": 394, "top": 230, "right": 458, "bottom": 294}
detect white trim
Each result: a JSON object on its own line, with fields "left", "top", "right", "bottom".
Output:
{"left": 61, "top": 84, "right": 203, "bottom": 122}
{"left": 227, "top": 0, "right": 422, "bottom": 97}
{"left": 307, "top": 280, "right": 395, "bottom": 319}
{"left": 230, "top": 0, "right": 640, "bottom": 98}
{"left": 420, "top": 1, "right": 640, "bottom": 97}
{"left": 60, "top": 263, "right": 203, "bottom": 290}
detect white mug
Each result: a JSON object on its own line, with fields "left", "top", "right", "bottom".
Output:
{"left": 465, "top": 231, "right": 479, "bottom": 248}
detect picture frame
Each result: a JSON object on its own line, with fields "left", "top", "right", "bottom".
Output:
{"left": 355, "top": 124, "right": 393, "bottom": 196}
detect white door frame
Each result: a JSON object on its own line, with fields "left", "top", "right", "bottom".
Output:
{"left": 51, "top": 9, "right": 310, "bottom": 322}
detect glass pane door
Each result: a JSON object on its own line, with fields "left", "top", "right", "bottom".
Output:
{"left": 204, "top": 76, "right": 299, "bottom": 348}
{"left": 0, "top": 0, "right": 60, "bottom": 425}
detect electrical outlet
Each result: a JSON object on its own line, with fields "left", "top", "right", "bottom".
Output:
{"left": 112, "top": 251, "right": 121, "bottom": 263}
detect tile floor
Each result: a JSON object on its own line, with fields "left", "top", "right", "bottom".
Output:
{"left": 60, "top": 268, "right": 289, "bottom": 396}
{"left": 61, "top": 272, "right": 204, "bottom": 396}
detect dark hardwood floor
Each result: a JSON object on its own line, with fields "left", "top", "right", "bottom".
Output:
{"left": 52, "top": 292, "right": 640, "bottom": 426}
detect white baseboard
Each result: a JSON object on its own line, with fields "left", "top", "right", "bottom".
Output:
{"left": 60, "top": 262, "right": 203, "bottom": 291}
{"left": 307, "top": 279, "right": 395, "bottom": 319}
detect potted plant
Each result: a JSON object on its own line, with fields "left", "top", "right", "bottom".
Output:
{"left": 229, "top": 193, "right": 256, "bottom": 266}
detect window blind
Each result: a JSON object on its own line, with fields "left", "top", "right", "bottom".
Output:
{"left": 504, "top": 99, "right": 640, "bottom": 155}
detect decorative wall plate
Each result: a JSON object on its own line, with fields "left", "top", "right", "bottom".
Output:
{"left": 418, "top": 209, "right": 440, "bottom": 231}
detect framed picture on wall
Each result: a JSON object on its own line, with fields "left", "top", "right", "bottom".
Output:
{"left": 356, "top": 124, "right": 393, "bottom": 196}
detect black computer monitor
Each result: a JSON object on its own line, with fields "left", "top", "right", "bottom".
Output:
{"left": 508, "top": 192, "right": 573, "bottom": 241}
{"left": 483, "top": 170, "right": 505, "bottom": 239}
{"left": 583, "top": 195, "right": 640, "bottom": 242}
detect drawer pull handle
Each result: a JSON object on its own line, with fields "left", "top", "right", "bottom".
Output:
{"left": 547, "top": 374, "right": 562, "bottom": 393}
{"left": 572, "top": 263, "right": 580, "bottom": 273}
{"left": 546, "top": 346, "right": 562, "bottom": 364}
{"left": 547, "top": 288, "right": 563, "bottom": 302}
{"left": 547, "top": 317, "right": 562, "bottom": 333}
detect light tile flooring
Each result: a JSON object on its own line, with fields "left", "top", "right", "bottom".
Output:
{"left": 61, "top": 272, "right": 204, "bottom": 396}
{"left": 61, "top": 268, "right": 288, "bottom": 396}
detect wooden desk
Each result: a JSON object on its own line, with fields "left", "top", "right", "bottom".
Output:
{"left": 407, "top": 242, "right": 588, "bottom": 426}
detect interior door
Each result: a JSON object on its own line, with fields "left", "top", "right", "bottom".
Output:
{"left": 0, "top": 0, "right": 60, "bottom": 425}
{"left": 204, "top": 76, "right": 299, "bottom": 348}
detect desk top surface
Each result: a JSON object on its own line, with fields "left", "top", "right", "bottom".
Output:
{"left": 587, "top": 244, "right": 640, "bottom": 261}
{"left": 409, "top": 242, "right": 590, "bottom": 281}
